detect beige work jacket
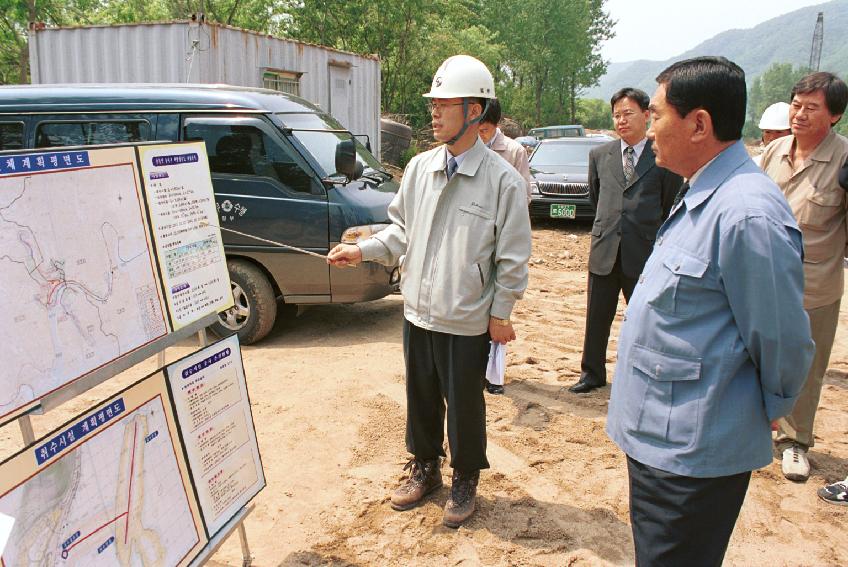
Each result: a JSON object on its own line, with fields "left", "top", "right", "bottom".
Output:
{"left": 761, "top": 130, "right": 848, "bottom": 309}
{"left": 489, "top": 128, "right": 533, "bottom": 202}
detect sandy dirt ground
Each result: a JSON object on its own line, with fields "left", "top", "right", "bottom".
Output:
{"left": 2, "top": 220, "right": 847, "bottom": 566}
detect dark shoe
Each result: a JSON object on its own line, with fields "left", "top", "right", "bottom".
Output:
{"left": 443, "top": 469, "right": 479, "bottom": 528}
{"left": 818, "top": 478, "right": 848, "bottom": 506}
{"left": 486, "top": 381, "right": 505, "bottom": 395}
{"left": 390, "top": 458, "right": 442, "bottom": 511}
{"left": 568, "top": 378, "right": 606, "bottom": 393}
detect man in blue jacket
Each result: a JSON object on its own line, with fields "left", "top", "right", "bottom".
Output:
{"left": 606, "top": 56, "right": 815, "bottom": 566}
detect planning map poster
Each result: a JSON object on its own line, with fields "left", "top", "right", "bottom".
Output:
{"left": 165, "top": 335, "right": 265, "bottom": 536}
{"left": 0, "top": 147, "right": 169, "bottom": 424}
{"left": 138, "top": 143, "right": 233, "bottom": 331}
{"left": 0, "top": 373, "right": 207, "bottom": 567}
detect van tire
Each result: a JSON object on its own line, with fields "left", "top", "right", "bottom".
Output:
{"left": 212, "top": 259, "right": 277, "bottom": 345}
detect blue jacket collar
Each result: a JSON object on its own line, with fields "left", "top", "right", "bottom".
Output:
{"left": 683, "top": 140, "right": 750, "bottom": 211}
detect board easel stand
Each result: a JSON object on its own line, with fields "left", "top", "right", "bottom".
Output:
{"left": 14, "top": 312, "right": 254, "bottom": 567}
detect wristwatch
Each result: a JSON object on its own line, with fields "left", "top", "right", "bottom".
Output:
{"left": 491, "top": 317, "right": 511, "bottom": 326}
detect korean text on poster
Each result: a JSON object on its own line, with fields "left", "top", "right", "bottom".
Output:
{"left": 139, "top": 143, "right": 233, "bottom": 330}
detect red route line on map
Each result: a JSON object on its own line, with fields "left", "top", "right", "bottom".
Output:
{"left": 125, "top": 421, "right": 138, "bottom": 544}
{"left": 45, "top": 279, "right": 86, "bottom": 305}
{"left": 64, "top": 420, "right": 138, "bottom": 556}
{"left": 64, "top": 511, "right": 128, "bottom": 554}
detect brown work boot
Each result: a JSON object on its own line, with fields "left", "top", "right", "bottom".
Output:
{"left": 390, "top": 458, "right": 442, "bottom": 511}
{"left": 443, "top": 469, "right": 479, "bottom": 528}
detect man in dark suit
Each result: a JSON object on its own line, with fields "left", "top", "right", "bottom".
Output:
{"left": 569, "top": 87, "right": 682, "bottom": 394}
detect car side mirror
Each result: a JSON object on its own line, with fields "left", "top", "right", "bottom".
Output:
{"left": 335, "top": 139, "right": 364, "bottom": 181}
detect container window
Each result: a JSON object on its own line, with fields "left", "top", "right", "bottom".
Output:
{"left": 185, "top": 122, "right": 312, "bottom": 194}
{"left": 0, "top": 122, "right": 24, "bottom": 151}
{"left": 35, "top": 121, "right": 150, "bottom": 148}
{"left": 262, "top": 70, "right": 301, "bottom": 97}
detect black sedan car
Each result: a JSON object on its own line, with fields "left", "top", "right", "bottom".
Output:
{"left": 528, "top": 136, "right": 612, "bottom": 220}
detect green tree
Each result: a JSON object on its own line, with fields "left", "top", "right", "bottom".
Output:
{"left": 745, "top": 62, "right": 807, "bottom": 140}
{"left": 93, "top": 0, "right": 286, "bottom": 31}
{"left": 575, "top": 98, "right": 612, "bottom": 130}
{"left": 482, "top": 0, "right": 613, "bottom": 128}
{"left": 0, "top": 0, "right": 90, "bottom": 83}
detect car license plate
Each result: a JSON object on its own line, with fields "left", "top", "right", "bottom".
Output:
{"left": 550, "top": 204, "right": 576, "bottom": 219}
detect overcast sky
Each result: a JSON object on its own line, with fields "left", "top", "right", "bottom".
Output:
{"left": 602, "top": 0, "right": 826, "bottom": 63}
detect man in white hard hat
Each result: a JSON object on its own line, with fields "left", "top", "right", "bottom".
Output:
{"left": 327, "top": 55, "right": 532, "bottom": 528}
{"left": 752, "top": 102, "right": 791, "bottom": 166}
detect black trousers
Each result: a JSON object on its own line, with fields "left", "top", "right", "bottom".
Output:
{"left": 627, "top": 456, "right": 751, "bottom": 567}
{"left": 403, "top": 320, "right": 490, "bottom": 472}
{"left": 580, "top": 251, "right": 637, "bottom": 384}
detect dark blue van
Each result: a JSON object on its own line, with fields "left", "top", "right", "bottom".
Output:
{"left": 0, "top": 84, "right": 400, "bottom": 343}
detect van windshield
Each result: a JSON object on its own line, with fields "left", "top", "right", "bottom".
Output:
{"left": 277, "top": 112, "right": 384, "bottom": 177}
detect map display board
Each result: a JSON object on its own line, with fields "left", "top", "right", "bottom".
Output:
{"left": 0, "top": 373, "right": 207, "bottom": 567}
{"left": 165, "top": 335, "right": 265, "bottom": 536}
{"left": 139, "top": 143, "right": 233, "bottom": 331}
{"left": 0, "top": 147, "right": 169, "bottom": 424}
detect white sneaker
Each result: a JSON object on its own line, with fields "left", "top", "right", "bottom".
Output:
{"left": 782, "top": 444, "right": 810, "bottom": 481}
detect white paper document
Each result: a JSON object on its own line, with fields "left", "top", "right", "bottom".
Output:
{"left": 0, "top": 511, "right": 15, "bottom": 557}
{"left": 486, "top": 341, "right": 506, "bottom": 386}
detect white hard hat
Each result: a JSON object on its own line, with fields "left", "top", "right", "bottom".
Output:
{"left": 423, "top": 55, "right": 496, "bottom": 99}
{"left": 758, "top": 102, "right": 791, "bottom": 130}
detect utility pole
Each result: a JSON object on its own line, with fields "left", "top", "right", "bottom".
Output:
{"left": 808, "top": 12, "right": 823, "bottom": 72}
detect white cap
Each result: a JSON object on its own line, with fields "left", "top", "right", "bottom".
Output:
{"left": 423, "top": 55, "right": 496, "bottom": 99}
{"left": 758, "top": 102, "right": 791, "bottom": 130}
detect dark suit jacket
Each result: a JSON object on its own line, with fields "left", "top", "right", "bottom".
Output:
{"left": 588, "top": 139, "right": 682, "bottom": 278}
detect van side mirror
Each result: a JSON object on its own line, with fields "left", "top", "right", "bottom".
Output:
{"left": 353, "top": 133, "right": 372, "bottom": 153}
{"left": 335, "top": 139, "right": 363, "bottom": 181}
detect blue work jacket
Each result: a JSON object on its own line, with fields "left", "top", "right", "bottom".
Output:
{"left": 606, "top": 141, "right": 815, "bottom": 478}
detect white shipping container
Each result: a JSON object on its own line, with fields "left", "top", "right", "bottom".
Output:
{"left": 28, "top": 20, "right": 382, "bottom": 157}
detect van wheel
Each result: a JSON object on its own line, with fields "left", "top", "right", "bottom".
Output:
{"left": 212, "top": 260, "right": 277, "bottom": 345}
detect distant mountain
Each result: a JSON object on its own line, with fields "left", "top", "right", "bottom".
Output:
{"left": 585, "top": 0, "right": 848, "bottom": 101}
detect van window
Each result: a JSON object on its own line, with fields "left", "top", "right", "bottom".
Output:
{"left": 279, "top": 112, "right": 383, "bottom": 177}
{"left": 185, "top": 121, "right": 313, "bottom": 194}
{"left": 35, "top": 121, "right": 150, "bottom": 148}
{"left": 0, "top": 122, "right": 24, "bottom": 151}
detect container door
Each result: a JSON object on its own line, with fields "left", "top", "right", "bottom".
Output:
{"left": 183, "top": 115, "right": 330, "bottom": 298}
{"left": 329, "top": 64, "right": 351, "bottom": 129}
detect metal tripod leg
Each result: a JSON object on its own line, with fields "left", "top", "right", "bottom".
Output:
{"left": 18, "top": 415, "right": 36, "bottom": 445}
{"left": 238, "top": 521, "right": 253, "bottom": 567}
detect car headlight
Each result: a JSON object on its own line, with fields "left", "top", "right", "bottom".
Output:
{"left": 340, "top": 223, "right": 390, "bottom": 244}
{"left": 530, "top": 180, "right": 540, "bottom": 195}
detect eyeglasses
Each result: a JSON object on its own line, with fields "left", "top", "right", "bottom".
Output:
{"left": 427, "top": 101, "right": 464, "bottom": 113}
{"left": 613, "top": 110, "right": 637, "bottom": 122}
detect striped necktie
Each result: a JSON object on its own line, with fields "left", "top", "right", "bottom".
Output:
{"left": 623, "top": 146, "right": 635, "bottom": 183}
{"left": 446, "top": 156, "right": 458, "bottom": 180}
